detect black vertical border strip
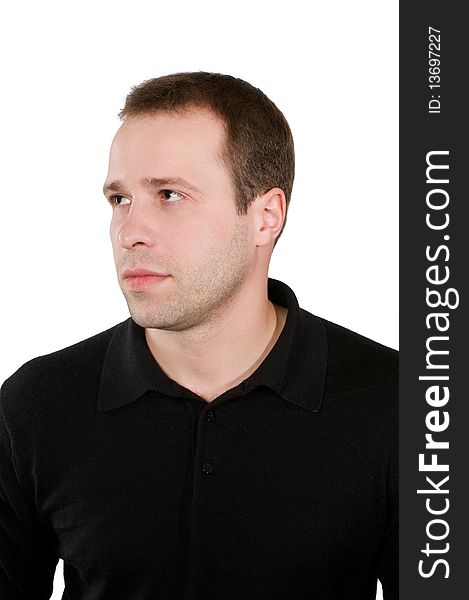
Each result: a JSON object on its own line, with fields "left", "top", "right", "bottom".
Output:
{"left": 400, "top": 2, "right": 467, "bottom": 598}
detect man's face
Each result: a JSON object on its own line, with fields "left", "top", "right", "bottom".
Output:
{"left": 104, "top": 109, "right": 252, "bottom": 331}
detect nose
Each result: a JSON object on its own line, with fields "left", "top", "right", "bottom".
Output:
{"left": 116, "top": 202, "right": 157, "bottom": 249}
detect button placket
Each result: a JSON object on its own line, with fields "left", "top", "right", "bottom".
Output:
{"left": 201, "top": 411, "right": 216, "bottom": 474}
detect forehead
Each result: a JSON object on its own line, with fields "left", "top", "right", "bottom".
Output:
{"left": 111, "top": 109, "right": 225, "bottom": 159}
{"left": 106, "top": 108, "right": 231, "bottom": 194}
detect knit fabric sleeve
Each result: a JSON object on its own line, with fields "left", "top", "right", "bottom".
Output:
{"left": 0, "top": 382, "right": 58, "bottom": 599}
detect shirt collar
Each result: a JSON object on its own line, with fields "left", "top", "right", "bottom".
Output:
{"left": 97, "top": 277, "right": 327, "bottom": 413}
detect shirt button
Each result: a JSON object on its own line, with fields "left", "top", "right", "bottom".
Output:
{"left": 206, "top": 411, "right": 216, "bottom": 423}
{"left": 201, "top": 461, "right": 214, "bottom": 474}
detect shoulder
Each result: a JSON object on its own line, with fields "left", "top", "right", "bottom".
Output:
{"left": 0, "top": 320, "right": 127, "bottom": 421}
{"left": 300, "top": 309, "right": 397, "bottom": 418}
{"left": 300, "top": 308, "right": 397, "bottom": 374}
{"left": 321, "top": 316, "right": 398, "bottom": 390}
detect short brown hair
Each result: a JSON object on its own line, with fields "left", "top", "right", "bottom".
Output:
{"left": 118, "top": 72, "right": 295, "bottom": 247}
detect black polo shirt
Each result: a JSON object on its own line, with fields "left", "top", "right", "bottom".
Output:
{"left": 0, "top": 277, "right": 398, "bottom": 599}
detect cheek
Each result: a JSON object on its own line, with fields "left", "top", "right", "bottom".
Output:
{"left": 109, "top": 219, "right": 122, "bottom": 255}
{"left": 109, "top": 221, "right": 117, "bottom": 246}
{"left": 174, "top": 216, "right": 223, "bottom": 248}
{"left": 199, "top": 211, "right": 238, "bottom": 243}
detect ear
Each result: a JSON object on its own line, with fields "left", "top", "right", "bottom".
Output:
{"left": 251, "top": 187, "right": 286, "bottom": 248}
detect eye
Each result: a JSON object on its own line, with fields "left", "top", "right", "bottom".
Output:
{"left": 109, "top": 194, "right": 130, "bottom": 207}
{"left": 161, "top": 189, "right": 184, "bottom": 203}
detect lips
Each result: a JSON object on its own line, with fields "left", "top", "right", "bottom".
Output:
{"left": 123, "top": 268, "right": 169, "bottom": 278}
{"left": 122, "top": 269, "right": 170, "bottom": 292}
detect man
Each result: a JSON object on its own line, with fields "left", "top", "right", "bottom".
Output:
{"left": 0, "top": 72, "right": 397, "bottom": 599}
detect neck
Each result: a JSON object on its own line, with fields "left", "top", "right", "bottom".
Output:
{"left": 144, "top": 278, "right": 286, "bottom": 402}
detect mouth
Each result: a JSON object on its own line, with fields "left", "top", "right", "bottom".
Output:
{"left": 122, "top": 271, "right": 170, "bottom": 292}
{"left": 123, "top": 268, "right": 169, "bottom": 278}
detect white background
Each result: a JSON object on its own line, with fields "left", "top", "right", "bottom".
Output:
{"left": 0, "top": 1, "right": 397, "bottom": 598}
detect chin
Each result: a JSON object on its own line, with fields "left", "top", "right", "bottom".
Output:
{"left": 128, "top": 308, "right": 172, "bottom": 331}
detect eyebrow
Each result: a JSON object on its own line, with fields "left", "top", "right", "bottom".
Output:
{"left": 102, "top": 176, "right": 202, "bottom": 197}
